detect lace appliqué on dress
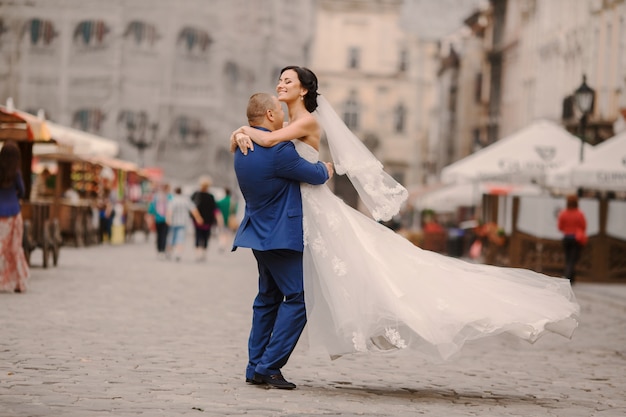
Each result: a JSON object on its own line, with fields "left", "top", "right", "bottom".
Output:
{"left": 343, "top": 163, "right": 409, "bottom": 221}
{"left": 302, "top": 185, "right": 343, "bottom": 266}
{"left": 384, "top": 328, "right": 407, "bottom": 349}
{"left": 308, "top": 230, "right": 328, "bottom": 258}
{"left": 352, "top": 328, "right": 408, "bottom": 352}
{"left": 332, "top": 256, "right": 347, "bottom": 276}
{"left": 352, "top": 332, "right": 367, "bottom": 352}
{"left": 369, "top": 328, "right": 408, "bottom": 351}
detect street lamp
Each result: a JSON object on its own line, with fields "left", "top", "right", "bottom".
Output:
{"left": 573, "top": 75, "right": 595, "bottom": 162}
{"left": 125, "top": 112, "right": 158, "bottom": 168}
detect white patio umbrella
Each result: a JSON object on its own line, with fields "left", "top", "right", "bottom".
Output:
{"left": 415, "top": 182, "right": 543, "bottom": 212}
{"left": 441, "top": 120, "right": 594, "bottom": 185}
{"left": 570, "top": 131, "right": 626, "bottom": 191}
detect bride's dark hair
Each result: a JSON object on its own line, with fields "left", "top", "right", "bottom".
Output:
{"left": 280, "top": 65, "right": 319, "bottom": 112}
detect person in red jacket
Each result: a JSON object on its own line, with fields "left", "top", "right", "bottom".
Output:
{"left": 557, "top": 195, "right": 587, "bottom": 283}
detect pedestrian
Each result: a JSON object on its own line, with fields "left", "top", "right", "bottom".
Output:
{"left": 148, "top": 183, "right": 172, "bottom": 259}
{"left": 30, "top": 166, "right": 53, "bottom": 200}
{"left": 232, "top": 92, "right": 332, "bottom": 389}
{"left": 216, "top": 187, "right": 236, "bottom": 252}
{"left": 190, "top": 176, "right": 217, "bottom": 261}
{"left": 0, "top": 141, "right": 29, "bottom": 293}
{"left": 98, "top": 183, "right": 116, "bottom": 243}
{"left": 558, "top": 194, "right": 587, "bottom": 284}
{"left": 166, "top": 186, "right": 203, "bottom": 262}
{"left": 231, "top": 65, "right": 580, "bottom": 364}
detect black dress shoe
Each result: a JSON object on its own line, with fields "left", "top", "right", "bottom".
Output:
{"left": 253, "top": 373, "right": 296, "bottom": 390}
{"left": 245, "top": 377, "right": 265, "bottom": 385}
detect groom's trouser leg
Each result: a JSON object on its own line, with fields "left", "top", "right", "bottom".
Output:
{"left": 246, "top": 250, "right": 283, "bottom": 379}
{"left": 249, "top": 249, "right": 306, "bottom": 377}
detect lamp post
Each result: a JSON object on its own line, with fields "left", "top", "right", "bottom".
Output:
{"left": 125, "top": 112, "right": 158, "bottom": 168}
{"left": 573, "top": 75, "right": 595, "bottom": 162}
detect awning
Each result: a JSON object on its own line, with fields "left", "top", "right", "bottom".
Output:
{"left": 36, "top": 152, "right": 95, "bottom": 164}
{"left": 0, "top": 106, "right": 53, "bottom": 142}
{"left": 45, "top": 122, "right": 119, "bottom": 158}
{"left": 90, "top": 155, "right": 138, "bottom": 172}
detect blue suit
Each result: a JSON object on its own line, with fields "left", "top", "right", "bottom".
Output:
{"left": 233, "top": 139, "right": 328, "bottom": 380}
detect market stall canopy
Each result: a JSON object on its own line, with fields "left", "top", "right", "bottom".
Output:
{"left": 0, "top": 105, "right": 52, "bottom": 142}
{"left": 415, "top": 181, "right": 543, "bottom": 212}
{"left": 90, "top": 155, "right": 138, "bottom": 173}
{"left": 35, "top": 153, "right": 139, "bottom": 178}
{"left": 36, "top": 152, "right": 95, "bottom": 164}
{"left": 41, "top": 122, "right": 119, "bottom": 158}
{"left": 570, "top": 130, "right": 626, "bottom": 191}
{"left": 440, "top": 120, "right": 593, "bottom": 184}
{"left": 139, "top": 166, "right": 164, "bottom": 182}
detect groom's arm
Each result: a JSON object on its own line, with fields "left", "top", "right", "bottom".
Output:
{"left": 274, "top": 142, "right": 331, "bottom": 185}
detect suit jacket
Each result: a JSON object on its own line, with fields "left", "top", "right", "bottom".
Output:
{"left": 233, "top": 140, "right": 328, "bottom": 252}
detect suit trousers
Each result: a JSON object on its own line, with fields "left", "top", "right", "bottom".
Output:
{"left": 247, "top": 249, "right": 306, "bottom": 379}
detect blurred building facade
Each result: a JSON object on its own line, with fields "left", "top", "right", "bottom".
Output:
{"left": 0, "top": 0, "right": 315, "bottom": 188}
{"left": 430, "top": 0, "right": 626, "bottom": 180}
{"left": 2, "top": 0, "right": 622, "bottom": 195}
{"left": 310, "top": 0, "right": 439, "bottom": 206}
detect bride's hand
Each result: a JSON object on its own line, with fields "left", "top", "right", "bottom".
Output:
{"left": 230, "top": 128, "right": 254, "bottom": 155}
{"left": 229, "top": 129, "right": 239, "bottom": 153}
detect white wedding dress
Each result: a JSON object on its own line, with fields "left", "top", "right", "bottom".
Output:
{"left": 294, "top": 140, "right": 579, "bottom": 363}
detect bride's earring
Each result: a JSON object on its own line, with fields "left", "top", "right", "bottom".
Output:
{"left": 300, "top": 95, "right": 304, "bottom": 101}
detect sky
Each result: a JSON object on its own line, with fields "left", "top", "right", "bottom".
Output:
{"left": 400, "top": 0, "right": 487, "bottom": 39}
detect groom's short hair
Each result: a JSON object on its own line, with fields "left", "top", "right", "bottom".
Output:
{"left": 247, "top": 93, "right": 275, "bottom": 125}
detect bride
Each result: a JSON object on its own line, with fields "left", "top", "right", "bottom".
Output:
{"left": 231, "top": 66, "right": 579, "bottom": 362}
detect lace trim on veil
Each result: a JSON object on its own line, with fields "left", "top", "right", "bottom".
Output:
{"left": 313, "top": 95, "right": 408, "bottom": 221}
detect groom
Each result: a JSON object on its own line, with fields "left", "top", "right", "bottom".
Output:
{"left": 232, "top": 92, "right": 333, "bottom": 389}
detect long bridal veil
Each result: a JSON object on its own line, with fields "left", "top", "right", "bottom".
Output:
{"left": 313, "top": 95, "right": 408, "bottom": 221}
{"left": 302, "top": 94, "right": 579, "bottom": 362}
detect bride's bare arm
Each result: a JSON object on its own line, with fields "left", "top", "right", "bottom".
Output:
{"left": 240, "top": 114, "right": 318, "bottom": 147}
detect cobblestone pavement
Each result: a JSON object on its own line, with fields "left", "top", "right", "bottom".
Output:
{"left": 1, "top": 235, "right": 625, "bottom": 417}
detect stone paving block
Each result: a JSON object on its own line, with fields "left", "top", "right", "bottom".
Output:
{"left": 1, "top": 239, "right": 625, "bottom": 416}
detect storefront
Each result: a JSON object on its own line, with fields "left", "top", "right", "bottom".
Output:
{"left": 0, "top": 105, "right": 61, "bottom": 267}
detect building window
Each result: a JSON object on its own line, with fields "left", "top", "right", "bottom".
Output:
{"left": 562, "top": 95, "right": 574, "bottom": 120}
{"left": 394, "top": 102, "right": 406, "bottom": 133}
{"left": 224, "top": 61, "right": 239, "bottom": 86}
{"left": 348, "top": 47, "right": 360, "bottom": 69}
{"left": 474, "top": 73, "right": 482, "bottom": 103}
{"left": 343, "top": 91, "right": 359, "bottom": 130}
{"left": 472, "top": 128, "right": 482, "bottom": 151}
{"left": 399, "top": 48, "right": 408, "bottom": 72}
